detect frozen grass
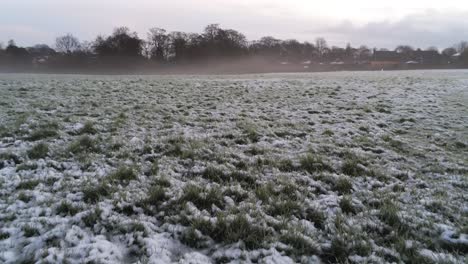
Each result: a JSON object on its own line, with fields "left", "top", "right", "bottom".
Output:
{"left": 27, "top": 142, "right": 49, "bottom": 159}
{"left": 0, "top": 71, "right": 467, "bottom": 263}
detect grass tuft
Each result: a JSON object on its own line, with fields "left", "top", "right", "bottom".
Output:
{"left": 82, "top": 207, "right": 102, "bottom": 228}
{"left": 303, "top": 207, "right": 326, "bottom": 229}
{"left": 334, "top": 177, "right": 353, "bottom": 194}
{"left": 202, "top": 166, "right": 225, "bottom": 183}
{"left": 79, "top": 121, "right": 97, "bottom": 134}
{"left": 18, "top": 192, "right": 32, "bottom": 203}
{"left": 0, "top": 231, "right": 10, "bottom": 240}
{"left": 28, "top": 127, "right": 58, "bottom": 141}
{"left": 180, "top": 185, "right": 225, "bottom": 211}
{"left": 277, "top": 159, "right": 296, "bottom": 172}
{"left": 339, "top": 196, "right": 356, "bottom": 214}
{"left": 145, "top": 186, "right": 167, "bottom": 206}
{"left": 379, "top": 200, "right": 401, "bottom": 227}
{"left": 255, "top": 182, "right": 275, "bottom": 202}
{"left": 194, "top": 214, "right": 270, "bottom": 250}
{"left": 22, "top": 225, "right": 40, "bottom": 237}
{"left": 268, "top": 199, "right": 302, "bottom": 217}
{"left": 56, "top": 201, "right": 81, "bottom": 216}
{"left": 17, "top": 179, "right": 40, "bottom": 190}
{"left": 109, "top": 166, "right": 137, "bottom": 183}
{"left": 300, "top": 154, "right": 332, "bottom": 173}
{"left": 83, "top": 183, "right": 113, "bottom": 203}
{"left": 341, "top": 158, "right": 366, "bottom": 177}
{"left": 69, "top": 135, "right": 100, "bottom": 154}
{"left": 181, "top": 227, "right": 205, "bottom": 249}
{"left": 281, "top": 231, "right": 320, "bottom": 256}
{"left": 27, "top": 143, "right": 49, "bottom": 159}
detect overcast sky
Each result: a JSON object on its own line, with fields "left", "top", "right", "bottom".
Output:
{"left": 2, "top": 0, "right": 468, "bottom": 49}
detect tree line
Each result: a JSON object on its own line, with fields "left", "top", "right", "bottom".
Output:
{"left": 1, "top": 24, "right": 468, "bottom": 72}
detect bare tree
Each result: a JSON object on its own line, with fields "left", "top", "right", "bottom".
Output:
{"left": 7, "top": 39, "right": 16, "bottom": 47}
{"left": 56, "top": 34, "right": 81, "bottom": 53}
{"left": 147, "top": 28, "right": 169, "bottom": 61}
{"left": 79, "top": 41, "right": 93, "bottom": 54}
{"left": 315, "top": 37, "right": 328, "bottom": 59}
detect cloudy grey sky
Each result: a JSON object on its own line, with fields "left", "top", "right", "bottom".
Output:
{"left": 2, "top": 0, "right": 468, "bottom": 49}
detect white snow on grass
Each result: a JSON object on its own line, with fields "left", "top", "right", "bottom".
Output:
{"left": 0, "top": 70, "right": 467, "bottom": 263}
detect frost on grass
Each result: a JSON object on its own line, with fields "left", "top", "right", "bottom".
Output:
{"left": 0, "top": 71, "right": 467, "bottom": 263}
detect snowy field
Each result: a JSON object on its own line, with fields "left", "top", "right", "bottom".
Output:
{"left": 0, "top": 70, "right": 467, "bottom": 263}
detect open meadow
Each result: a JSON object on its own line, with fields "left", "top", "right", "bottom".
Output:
{"left": 0, "top": 70, "right": 467, "bottom": 263}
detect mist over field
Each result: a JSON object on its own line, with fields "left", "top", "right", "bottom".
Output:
{"left": 1, "top": 23, "right": 468, "bottom": 74}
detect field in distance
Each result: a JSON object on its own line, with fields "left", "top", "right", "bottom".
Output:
{"left": 0, "top": 70, "right": 466, "bottom": 263}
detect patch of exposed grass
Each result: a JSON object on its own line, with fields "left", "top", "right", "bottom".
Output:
{"left": 180, "top": 185, "right": 225, "bottom": 211}
{"left": 144, "top": 186, "right": 167, "bottom": 207}
{"left": 303, "top": 207, "right": 326, "bottom": 229}
{"left": 359, "top": 126, "right": 369, "bottom": 133}
{"left": 83, "top": 183, "right": 113, "bottom": 203}
{"left": 22, "top": 225, "right": 40, "bottom": 237}
{"left": 0, "top": 152, "right": 20, "bottom": 164}
{"left": 339, "top": 196, "right": 356, "bottom": 214}
{"left": 398, "top": 117, "right": 415, "bottom": 123}
{"left": 376, "top": 105, "right": 391, "bottom": 114}
{"left": 341, "top": 158, "right": 366, "bottom": 177}
{"left": 255, "top": 157, "right": 276, "bottom": 168}
{"left": 238, "top": 122, "right": 261, "bottom": 143}
{"left": 223, "top": 188, "right": 249, "bottom": 203}
{"left": 454, "top": 141, "right": 466, "bottom": 149}
{"left": 327, "top": 236, "right": 350, "bottom": 262}
{"left": 277, "top": 159, "right": 296, "bottom": 172}
{"left": 56, "top": 201, "right": 81, "bottom": 216}
{"left": 154, "top": 176, "right": 171, "bottom": 188}
{"left": 382, "top": 135, "right": 406, "bottom": 152}
{"left": 27, "top": 143, "right": 49, "bottom": 159}
{"left": 194, "top": 214, "right": 271, "bottom": 250}
{"left": 0, "top": 231, "right": 10, "bottom": 240}
{"left": 379, "top": 200, "right": 401, "bottom": 228}
{"left": 128, "top": 222, "right": 146, "bottom": 234}
{"left": 322, "top": 129, "right": 334, "bottom": 136}
{"left": 149, "top": 160, "right": 159, "bottom": 176}
{"left": 17, "top": 179, "right": 40, "bottom": 190}
{"left": 334, "top": 177, "right": 353, "bottom": 194}
{"left": 164, "top": 136, "right": 198, "bottom": 159}
{"left": 16, "top": 163, "right": 38, "bottom": 171}
{"left": 28, "top": 127, "right": 58, "bottom": 141}
{"left": 245, "top": 146, "right": 265, "bottom": 156}
{"left": 228, "top": 171, "right": 256, "bottom": 187}
{"left": 18, "top": 192, "right": 32, "bottom": 203}
{"left": 268, "top": 199, "right": 302, "bottom": 217}
{"left": 69, "top": 135, "right": 100, "bottom": 154}
{"left": 0, "top": 125, "right": 12, "bottom": 138}
{"left": 82, "top": 207, "right": 102, "bottom": 228}
{"left": 108, "top": 166, "right": 137, "bottom": 183}
{"left": 300, "top": 154, "right": 332, "bottom": 174}
{"left": 79, "top": 121, "right": 97, "bottom": 134}
{"left": 280, "top": 231, "right": 320, "bottom": 256}
{"left": 255, "top": 182, "right": 276, "bottom": 202}
{"left": 181, "top": 227, "right": 206, "bottom": 249}
{"left": 201, "top": 166, "right": 225, "bottom": 183}
{"left": 180, "top": 184, "right": 202, "bottom": 203}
